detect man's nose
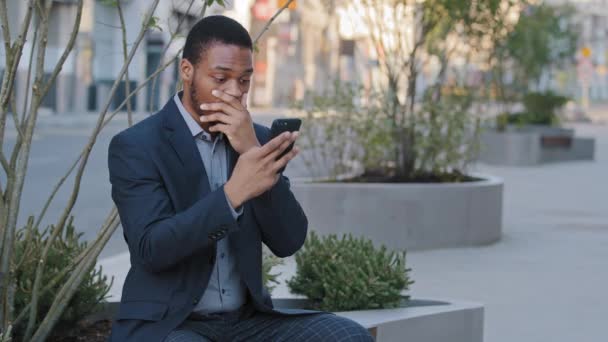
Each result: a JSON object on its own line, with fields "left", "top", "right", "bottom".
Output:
{"left": 223, "top": 80, "right": 242, "bottom": 98}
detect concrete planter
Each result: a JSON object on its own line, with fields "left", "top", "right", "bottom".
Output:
{"left": 273, "top": 298, "right": 484, "bottom": 342}
{"left": 91, "top": 298, "right": 483, "bottom": 342}
{"left": 479, "top": 125, "right": 595, "bottom": 166}
{"left": 291, "top": 174, "right": 503, "bottom": 251}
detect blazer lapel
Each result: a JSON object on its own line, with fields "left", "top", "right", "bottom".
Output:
{"left": 161, "top": 100, "right": 211, "bottom": 196}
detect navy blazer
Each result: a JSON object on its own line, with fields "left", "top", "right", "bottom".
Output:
{"left": 107, "top": 99, "right": 312, "bottom": 341}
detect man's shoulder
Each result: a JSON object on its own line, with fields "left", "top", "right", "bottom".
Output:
{"left": 110, "top": 111, "right": 165, "bottom": 149}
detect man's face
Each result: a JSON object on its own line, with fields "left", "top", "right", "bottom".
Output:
{"left": 180, "top": 43, "right": 253, "bottom": 121}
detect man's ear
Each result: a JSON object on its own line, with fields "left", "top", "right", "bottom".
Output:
{"left": 180, "top": 59, "right": 194, "bottom": 82}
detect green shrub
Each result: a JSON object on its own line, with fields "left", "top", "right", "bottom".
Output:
{"left": 287, "top": 232, "right": 413, "bottom": 312}
{"left": 505, "top": 91, "right": 568, "bottom": 126}
{"left": 296, "top": 81, "right": 482, "bottom": 182}
{"left": 12, "top": 217, "right": 112, "bottom": 340}
{"left": 414, "top": 87, "right": 481, "bottom": 180}
{"left": 262, "top": 248, "right": 283, "bottom": 294}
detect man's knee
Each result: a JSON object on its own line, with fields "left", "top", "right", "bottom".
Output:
{"left": 163, "top": 329, "right": 211, "bottom": 342}
{"left": 298, "top": 314, "right": 374, "bottom": 341}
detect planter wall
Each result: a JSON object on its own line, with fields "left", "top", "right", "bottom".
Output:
{"left": 91, "top": 298, "right": 484, "bottom": 342}
{"left": 479, "top": 125, "right": 595, "bottom": 166}
{"left": 274, "top": 298, "right": 484, "bottom": 342}
{"left": 291, "top": 174, "right": 503, "bottom": 251}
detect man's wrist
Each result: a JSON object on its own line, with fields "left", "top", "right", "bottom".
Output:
{"left": 224, "top": 180, "right": 247, "bottom": 209}
{"left": 243, "top": 137, "right": 261, "bottom": 154}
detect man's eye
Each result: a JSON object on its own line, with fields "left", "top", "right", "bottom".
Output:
{"left": 214, "top": 77, "right": 226, "bottom": 83}
{"left": 240, "top": 79, "right": 251, "bottom": 84}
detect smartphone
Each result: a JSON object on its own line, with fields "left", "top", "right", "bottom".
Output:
{"left": 270, "top": 118, "right": 302, "bottom": 173}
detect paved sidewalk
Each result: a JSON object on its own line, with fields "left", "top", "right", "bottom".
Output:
{"left": 98, "top": 123, "right": 608, "bottom": 342}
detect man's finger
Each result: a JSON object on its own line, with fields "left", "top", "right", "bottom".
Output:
{"left": 241, "top": 92, "right": 248, "bottom": 109}
{"left": 208, "top": 123, "right": 230, "bottom": 134}
{"left": 263, "top": 137, "right": 294, "bottom": 165}
{"left": 212, "top": 89, "right": 244, "bottom": 111}
{"left": 272, "top": 146, "right": 300, "bottom": 172}
{"left": 256, "top": 132, "right": 291, "bottom": 158}
{"left": 200, "top": 102, "right": 240, "bottom": 117}
{"left": 262, "top": 132, "right": 299, "bottom": 163}
{"left": 200, "top": 112, "right": 235, "bottom": 124}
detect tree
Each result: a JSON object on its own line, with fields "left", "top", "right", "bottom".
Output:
{"left": 502, "top": 3, "right": 578, "bottom": 93}
{"left": 338, "top": 0, "right": 502, "bottom": 178}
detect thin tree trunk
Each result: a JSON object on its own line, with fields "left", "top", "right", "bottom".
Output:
{"left": 30, "top": 208, "right": 119, "bottom": 342}
{"left": 116, "top": 0, "right": 133, "bottom": 126}
{"left": 1, "top": 0, "right": 50, "bottom": 329}
{"left": 148, "top": 0, "right": 198, "bottom": 112}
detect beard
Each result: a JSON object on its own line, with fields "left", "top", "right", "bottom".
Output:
{"left": 189, "top": 79, "right": 218, "bottom": 135}
{"left": 189, "top": 79, "right": 206, "bottom": 118}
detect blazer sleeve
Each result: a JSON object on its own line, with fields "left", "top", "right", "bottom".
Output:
{"left": 250, "top": 126, "right": 308, "bottom": 257}
{"left": 108, "top": 133, "right": 238, "bottom": 273}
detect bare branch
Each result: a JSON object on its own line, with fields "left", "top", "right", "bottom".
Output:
{"left": 30, "top": 209, "right": 120, "bottom": 342}
{"left": 148, "top": 0, "right": 199, "bottom": 111}
{"left": 34, "top": 47, "right": 181, "bottom": 231}
{"left": 21, "top": 20, "right": 38, "bottom": 127}
{"left": 0, "top": 0, "right": 35, "bottom": 158}
{"left": 104, "top": 49, "right": 183, "bottom": 127}
{"left": 51, "top": 0, "right": 160, "bottom": 236}
{"left": 0, "top": 0, "right": 12, "bottom": 60}
{"left": 25, "top": 6, "right": 162, "bottom": 329}
{"left": 14, "top": 208, "right": 118, "bottom": 328}
{"left": 94, "top": 20, "right": 122, "bottom": 30}
{"left": 116, "top": 0, "right": 133, "bottom": 126}
{"left": 0, "top": 154, "right": 9, "bottom": 177}
{"left": 17, "top": 0, "right": 53, "bottom": 334}
{"left": 253, "top": 0, "right": 294, "bottom": 44}
{"left": 0, "top": 0, "right": 35, "bottom": 117}
{"left": 26, "top": 0, "right": 159, "bottom": 339}
{"left": 39, "top": 0, "right": 84, "bottom": 103}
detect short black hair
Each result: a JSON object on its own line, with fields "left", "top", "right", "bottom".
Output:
{"left": 182, "top": 15, "right": 253, "bottom": 65}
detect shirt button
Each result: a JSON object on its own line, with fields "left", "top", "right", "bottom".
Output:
{"left": 221, "top": 289, "right": 226, "bottom": 294}
{"left": 220, "top": 253, "right": 225, "bottom": 259}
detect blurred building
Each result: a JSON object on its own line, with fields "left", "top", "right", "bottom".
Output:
{"left": 0, "top": 0, "right": 422, "bottom": 112}
{"left": 0, "top": 0, "right": 255, "bottom": 114}
{"left": 545, "top": 0, "right": 608, "bottom": 103}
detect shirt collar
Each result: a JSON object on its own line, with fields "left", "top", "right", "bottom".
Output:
{"left": 173, "top": 92, "right": 215, "bottom": 141}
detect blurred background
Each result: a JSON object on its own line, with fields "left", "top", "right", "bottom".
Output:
{"left": 3, "top": 0, "right": 608, "bottom": 116}
{"left": 1, "top": 1, "right": 607, "bottom": 341}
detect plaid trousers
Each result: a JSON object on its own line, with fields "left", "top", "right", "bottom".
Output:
{"left": 164, "top": 305, "right": 373, "bottom": 342}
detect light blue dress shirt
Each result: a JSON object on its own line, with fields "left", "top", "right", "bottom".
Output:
{"left": 174, "top": 93, "right": 248, "bottom": 314}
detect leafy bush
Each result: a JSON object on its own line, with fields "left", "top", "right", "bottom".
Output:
{"left": 414, "top": 87, "right": 481, "bottom": 181}
{"left": 295, "top": 81, "right": 394, "bottom": 180}
{"left": 12, "top": 217, "right": 112, "bottom": 340}
{"left": 499, "top": 91, "right": 568, "bottom": 127}
{"left": 287, "top": 232, "right": 413, "bottom": 312}
{"left": 295, "top": 81, "right": 481, "bottom": 182}
{"left": 262, "top": 248, "right": 283, "bottom": 294}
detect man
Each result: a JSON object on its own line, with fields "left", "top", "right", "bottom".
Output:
{"left": 108, "top": 15, "right": 372, "bottom": 341}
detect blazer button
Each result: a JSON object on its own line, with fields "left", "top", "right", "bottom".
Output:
{"left": 193, "top": 298, "right": 199, "bottom": 305}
